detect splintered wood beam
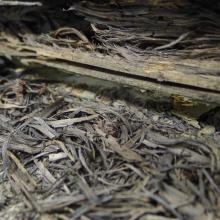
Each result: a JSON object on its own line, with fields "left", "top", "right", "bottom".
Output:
{"left": 0, "top": 35, "right": 220, "bottom": 105}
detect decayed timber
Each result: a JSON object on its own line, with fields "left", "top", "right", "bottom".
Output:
{"left": 1, "top": 34, "right": 220, "bottom": 106}
{"left": 71, "top": 0, "right": 220, "bottom": 58}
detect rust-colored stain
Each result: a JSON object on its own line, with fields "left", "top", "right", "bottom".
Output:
{"left": 171, "top": 94, "right": 194, "bottom": 107}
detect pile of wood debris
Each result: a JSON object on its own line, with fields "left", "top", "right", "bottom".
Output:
{"left": 0, "top": 77, "right": 219, "bottom": 220}
{"left": 0, "top": 2, "right": 220, "bottom": 219}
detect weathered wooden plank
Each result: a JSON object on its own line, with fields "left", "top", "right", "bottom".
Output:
{"left": 0, "top": 34, "right": 220, "bottom": 105}
{"left": 20, "top": 57, "right": 220, "bottom": 105}
{"left": 1, "top": 36, "right": 220, "bottom": 93}
{"left": 143, "top": 59, "right": 220, "bottom": 91}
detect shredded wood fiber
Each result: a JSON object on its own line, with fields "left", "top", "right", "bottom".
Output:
{"left": 0, "top": 78, "right": 219, "bottom": 219}
{"left": 1, "top": 0, "right": 220, "bottom": 59}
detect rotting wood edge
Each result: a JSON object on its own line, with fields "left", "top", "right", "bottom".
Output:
{"left": 0, "top": 37, "right": 220, "bottom": 105}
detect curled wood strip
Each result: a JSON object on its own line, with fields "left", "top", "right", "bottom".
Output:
{"left": 53, "top": 27, "right": 90, "bottom": 43}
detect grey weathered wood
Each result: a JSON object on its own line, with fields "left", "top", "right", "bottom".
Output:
{"left": 0, "top": 35, "right": 220, "bottom": 105}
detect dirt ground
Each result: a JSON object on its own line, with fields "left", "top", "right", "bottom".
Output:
{"left": 0, "top": 75, "right": 220, "bottom": 220}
